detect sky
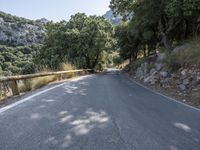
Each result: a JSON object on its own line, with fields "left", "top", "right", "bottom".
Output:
{"left": 0, "top": 0, "right": 111, "bottom": 22}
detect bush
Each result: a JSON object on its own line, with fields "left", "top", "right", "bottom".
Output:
{"left": 113, "top": 56, "right": 124, "bottom": 66}
{"left": 164, "top": 52, "right": 182, "bottom": 72}
{"left": 59, "top": 63, "right": 75, "bottom": 71}
{"left": 21, "top": 63, "right": 36, "bottom": 74}
{"left": 164, "top": 37, "right": 200, "bottom": 70}
{"left": 8, "top": 65, "right": 20, "bottom": 74}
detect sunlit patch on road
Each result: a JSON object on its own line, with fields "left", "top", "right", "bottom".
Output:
{"left": 174, "top": 122, "right": 191, "bottom": 132}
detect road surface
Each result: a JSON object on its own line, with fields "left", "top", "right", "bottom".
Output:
{"left": 0, "top": 71, "right": 200, "bottom": 150}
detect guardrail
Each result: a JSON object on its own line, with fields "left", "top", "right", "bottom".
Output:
{"left": 0, "top": 69, "right": 92, "bottom": 96}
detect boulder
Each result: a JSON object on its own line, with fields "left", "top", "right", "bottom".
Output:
{"left": 160, "top": 71, "right": 168, "bottom": 78}
{"left": 182, "top": 78, "right": 190, "bottom": 85}
{"left": 179, "top": 84, "right": 186, "bottom": 91}
{"left": 144, "top": 71, "right": 157, "bottom": 85}
{"left": 150, "top": 68, "right": 156, "bottom": 75}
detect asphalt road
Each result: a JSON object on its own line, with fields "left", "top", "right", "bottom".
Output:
{"left": 0, "top": 71, "right": 200, "bottom": 150}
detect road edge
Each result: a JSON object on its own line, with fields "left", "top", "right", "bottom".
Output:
{"left": 0, "top": 74, "right": 94, "bottom": 114}
{"left": 127, "top": 74, "right": 200, "bottom": 112}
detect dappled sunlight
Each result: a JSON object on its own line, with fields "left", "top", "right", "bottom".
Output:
{"left": 69, "top": 75, "right": 95, "bottom": 82}
{"left": 41, "top": 108, "right": 110, "bottom": 148}
{"left": 59, "top": 115, "right": 73, "bottom": 124}
{"left": 70, "top": 109, "right": 110, "bottom": 136}
{"left": 174, "top": 122, "right": 191, "bottom": 132}
{"left": 169, "top": 145, "right": 178, "bottom": 150}
{"left": 62, "top": 134, "right": 72, "bottom": 148}
{"left": 30, "top": 113, "right": 41, "bottom": 120}
{"left": 41, "top": 99, "right": 56, "bottom": 103}
{"left": 58, "top": 111, "right": 68, "bottom": 116}
{"left": 36, "top": 105, "right": 46, "bottom": 109}
{"left": 63, "top": 84, "right": 87, "bottom": 96}
{"left": 45, "top": 136, "right": 59, "bottom": 145}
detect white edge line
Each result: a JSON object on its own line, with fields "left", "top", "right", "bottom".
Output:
{"left": 0, "top": 75, "right": 94, "bottom": 114}
{"left": 0, "top": 82, "right": 66, "bottom": 114}
{"left": 129, "top": 77, "right": 200, "bottom": 112}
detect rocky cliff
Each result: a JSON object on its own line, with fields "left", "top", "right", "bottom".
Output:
{"left": 103, "top": 10, "right": 122, "bottom": 25}
{"left": 0, "top": 11, "right": 46, "bottom": 46}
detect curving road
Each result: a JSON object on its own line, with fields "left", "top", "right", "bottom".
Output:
{"left": 0, "top": 71, "right": 200, "bottom": 150}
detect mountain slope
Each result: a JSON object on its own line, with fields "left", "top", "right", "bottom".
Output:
{"left": 0, "top": 11, "right": 46, "bottom": 46}
{"left": 103, "top": 10, "right": 122, "bottom": 25}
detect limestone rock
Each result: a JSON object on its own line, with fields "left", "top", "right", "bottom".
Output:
{"left": 179, "top": 84, "right": 186, "bottom": 91}
{"left": 182, "top": 78, "right": 190, "bottom": 85}
{"left": 160, "top": 71, "right": 168, "bottom": 78}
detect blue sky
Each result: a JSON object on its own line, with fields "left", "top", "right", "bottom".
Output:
{"left": 0, "top": 0, "right": 111, "bottom": 22}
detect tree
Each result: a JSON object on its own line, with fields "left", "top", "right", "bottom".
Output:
{"left": 37, "top": 13, "right": 114, "bottom": 70}
{"left": 110, "top": 0, "right": 200, "bottom": 54}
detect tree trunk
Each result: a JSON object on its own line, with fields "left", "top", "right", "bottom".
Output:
{"left": 92, "top": 52, "right": 100, "bottom": 69}
{"left": 160, "top": 32, "right": 172, "bottom": 51}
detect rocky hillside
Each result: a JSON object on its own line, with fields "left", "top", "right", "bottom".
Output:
{"left": 0, "top": 11, "right": 46, "bottom": 46}
{"left": 130, "top": 39, "right": 200, "bottom": 108}
{"left": 103, "top": 10, "right": 122, "bottom": 25}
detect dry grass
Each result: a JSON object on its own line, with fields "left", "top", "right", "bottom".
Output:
{"left": 60, "top": 63, "right": 75, "bottom": 71}
{"left": 59, "top": 63, "right": 76, "bottom": 78}
{"left": 117, "top": 59, "right": 130, "bottom": 69}
{"left": 0, "top": 82, "right": 12, "bottom": 102}
{"left": 0, "top": 63, "right": 80, "bottom": 102}
{"left": 166, "top": 37, "right": 200, "bottom": 66}
{"left": 18, "top": 75, "right": 58, "bottom": 93}
{"left": 0, "top": 68, "right": 79, "bottom": 101}
{"left": 31, "top": 75, "right": 58, "bottom": 90}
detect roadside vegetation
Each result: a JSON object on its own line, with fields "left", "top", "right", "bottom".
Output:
{"left": 111, "top": 0, "right": 200, "bottom": 63}
{"left": 110, "top": 0, "right": 200, "bottom": 107}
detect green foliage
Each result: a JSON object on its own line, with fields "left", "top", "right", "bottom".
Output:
{"left": 36, "top": 13, "right": 114, "bottom": 70}
{"left": 21, "top": 63, "right": 36, "bottom": 74}
{"left": 165, "top": 0, "right": 200, "bottom": 17}
{"left": 113, "top": 56, "right": 124, "bottom": 66}
{"left": 110, "top": 0, "right": 200, "bottom": 63}
{"left": 0, "top": 45, "right": 39, "bottom": 75}
{"left": 0, "top": 11, "right": 43, "bottom": 27}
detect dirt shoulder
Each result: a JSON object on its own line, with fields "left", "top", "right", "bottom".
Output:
{"left": 129, "top": 73, "right": 200, "bottom": 109}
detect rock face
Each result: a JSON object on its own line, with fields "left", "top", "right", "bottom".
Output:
{"left": 103, "top": 10, "right": 122, "bottom": 25}
{"left": 133, "top": 52, "right": 200, "bottom": 95}
{"left": 0, "top": 11, "right": 46, "bottom": 46}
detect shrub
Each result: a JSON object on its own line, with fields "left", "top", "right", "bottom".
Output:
{"left": 59, "top": 63, "right": 75, "bottom": 71}
{"left": 31, "top": 76, "right": 57, "bottom": 90}
{"left": 164, "top": 37, "right": 200, "bottom": 70}
{"left": 21, "top": 63, "right": 36, "bottom": 74}
{"left": 164, "top": 52, "right": 182, "bottom": 72}
{"left": 59, "top": 63, "right": 76, "bottom": 78}
{"left": 113, "top": 56, "right": 124, "bottom": 66}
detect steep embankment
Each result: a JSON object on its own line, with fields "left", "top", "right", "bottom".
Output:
{"left": 130, "top": 39, "right": 200, "bottom": 108}
{"left": 0, "top": 11, "right": 48, "bottom": 75}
